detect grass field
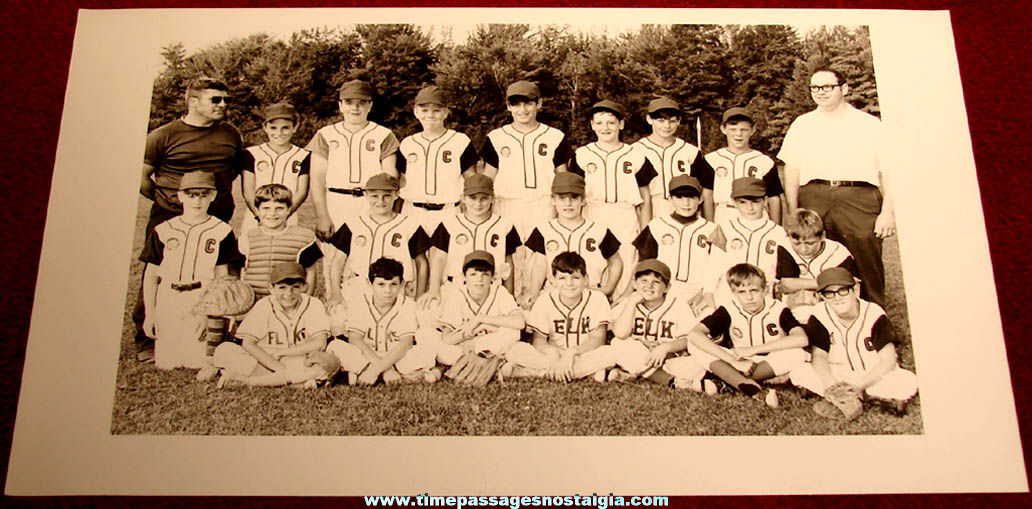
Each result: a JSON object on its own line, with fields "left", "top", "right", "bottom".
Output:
{"left": 111, "top": 185, "right": 921, "bottom": 436}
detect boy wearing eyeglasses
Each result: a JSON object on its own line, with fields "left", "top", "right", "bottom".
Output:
{"left": 790, "top": 267, "right": 918, "bottom": 413}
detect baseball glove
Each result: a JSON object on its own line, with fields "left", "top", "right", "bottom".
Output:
{"left": 445, "top": 352, "right": 504, "bottom": 387}
{"left": 816, "top": 382, "right": 864, "bottom": 421}
{"left": 305, "top": 351, "right": 341, "bottom": 379}
{"left": 193, "top": 277, "right": 255, "bottom": 317}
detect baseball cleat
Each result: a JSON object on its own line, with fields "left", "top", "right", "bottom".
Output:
{"left": 673, "top": 377, "right": 703, "bottom": 392}
{"left": 607, "top": 368, "right": 636, "bottom": 383}
{"left": 703, "top": 379, "right": 719, "bottom": 396}
{"left": 765, "top": 389, "right": 779, "bottom": 408}
{"left": 423, "top": 367, "right": 442, "bottom": 384}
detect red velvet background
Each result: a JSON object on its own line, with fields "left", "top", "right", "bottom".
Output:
{"left": 1, "top": 0, "right": 1028, "bottom": 505}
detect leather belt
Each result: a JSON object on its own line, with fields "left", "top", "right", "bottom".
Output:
{"left": 808, "top": 179, "right": 876, "bottom": 188}
{"left": 411, "top": 201, "right": 459, "bottom": 211}
{"left": 328, "top": 187, "right": 365, "bottom": 196}
{"left": 171, "top": 281, "right": 202, "bottom": 292}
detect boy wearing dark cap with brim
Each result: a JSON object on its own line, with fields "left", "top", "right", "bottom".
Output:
{"left": 709, "top": 177, "right": 790, "bottom": 297}
{"left": 240, "top": 102, "right": 312, "bottom": 235}
{"left": 701, "top": 107, "right": 784, "bottom": 225}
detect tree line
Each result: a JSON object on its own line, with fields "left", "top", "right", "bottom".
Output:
{"left": 149, "top": 23, "right": 877, "bottom": 157}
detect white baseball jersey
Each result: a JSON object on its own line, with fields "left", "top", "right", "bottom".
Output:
{"left": 701, "top": 297, "right": 802, "bottom": 349}
{"left": 139, "top": 216, "right": 240, "bottom": 283}
{"left": 803, "top": 300, "right": 896, "bottom": 372}
{"left": 243, "top": 143, "right": 311, "bottom": 195}
{"left": 347, "top": 289, "right": 419, "bottom": 353}
{"left": 235, "top": 294, "right": 330, "bottom": 354}
{"left": 329, "top": 213, "right": 430, "bottom": 282}
{"left": 526, "top": 288, "right": 611, "bottom": 349}
{"left": 718, "top": 217, "right": 789, "bottom": 282}
{"left": 703, "top": 149, "right": 783, "bottom": 205}
{"left": 431, "top": 213, "right": 521, "bottom": 282}
{"left": 623, "top": 295, "right": 699, "bottom": 347}
{"left": 634, "top": 137, "right": 707, "bottom": 201}
{"left": 775, "top": 239, "right": 857, "bottom": 281}
{"left": 633, "top": 215, "right": 720, "bottom": 292}
{"left": 307, "top": 121, "right": 399, "bottom": 190}
{"left": 569, "top": 143, "right": 656, "bottom": 205}
{"left": 438, "top": 282, "right": 520, "bottom": 331}
{"left": 397, "top": 130, "right": 478, "bottom": 204}
{"left": 524, "top": 219, "right": 621, "bottom": 289}
{"left": 480, "top": 124, "right": 570, "bottom": 200}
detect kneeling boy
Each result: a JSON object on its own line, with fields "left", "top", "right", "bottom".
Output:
{"left": 213, "top": 262, "right": 332, "bottom": 387}
{"left": 790, "top": 267, "right": 918, "bottom": 411}
{"left": 687, "top": 263, "right": 809, "bottom": 396}
{"left": 503, "top": 252, "right": 616, "bottom": 382}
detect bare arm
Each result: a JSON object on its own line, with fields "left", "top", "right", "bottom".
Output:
{"left": 687, "top": 323, "right": 737, "bottom": 364}
{"left": 854, "top": 343, "right": 900, "bottom": 391}
{"left": 483, "top": 163, "right": 498, "bottom": 179}
{"left": 811, "top": 347, "right": 837, "bottom": 390}
{"left": 380, "top": 154, "right": 399, "bottom": 178}
{"left": 270, "top": 331, "right": 329, "bottom": 360}
{"left": 290, "top": 174, "right": 310, "bottom": 217}
{"left": 611, "top": 293, "right": 644, "bottom": 339}
{"left": 368, "top": 335, "right": 414, "bottom": 377}
{"left": 874, "top": 171, "right": 896, "bottom": 238}
{"left": 779, "top": 277, "right": 818, "bottom": 293}
{"left": 600, "top": 253, "right": 623, "bottom": 298}
{"left": 141, "top": 264, "right": 160, "bottom": 338}
{"left": 702, "top": 189, "right": 714, "bottom": 221}
{"left": 414, "top": 253, "right": 428, "bottom": 298}
{"left": 503, "top": 254, "right": 516, "bottom": 295}
{"left": 242, "top": 171, "right": 258, "bottom": 217}
{"left": 767, "top": 195, "right": 782, "bottom": 224}
{"left": 326, "top": 249, "right": 349, "bottom": 307}
{"left": 420, "top": 247, "right": 448, "bottom": 307}
{"left": 309, "top": 154, "right": 334, "bottom": 240}
{"left": 784, "top": 164, "right": 801, "bottom": 213}
{"left": 241, "top": 338, "right": 287, "bottom": 373}
{"left": 735, "top": 326, "right": 807, "bottom": 357}
{"left": 637, "top": 186, "right": 652, "bottom": 228}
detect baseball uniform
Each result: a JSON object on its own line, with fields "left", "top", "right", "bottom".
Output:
{"left": 524, "top": 219, "right": 621, "bottom": 291}
{"left": 397, "top": 129, "right": 479, "bottom": 232}
{"left": 139, "top": 215, "right": 242, "bottom": 370}
{"left": 307, "top": 121, "right": 400, "bottom": 226}
{"left": 505, "top": 288, "right": 616, "bottom": 378}
{"left": 790, "top": 300, "right": 918, "bottom": 401}
{"left": 329, "top": 213, "right": 430, "bottom": 286}
{"left": 633, "top": 215, "right": 721, "bottom": 299}
{"left": 687, "top": 297, "right": 808, "bottom": 376}
{"left": 325, "top": 289, "right": 435, "bottom": 376}
{"left": 419, "top": 281, "right": 522, "bottom": 365}
{"left": 716, "top": 217, "right": 790, "bottom": 289}
{"left": 238, "top": 225, "right": 323, "bottom": 298}
{"left": 213, "top": 293, "right": 330, "bottom": 376}
{"left": 775, "top": 239, "right": 859, "bottom": 309}
{"left": 702, "top": 148, "right": 784, "bottom": 225}
{"left": 239, "top": 143, "right": 312, "bottom": 233}
{"left": 431, "top": 213, "right": 521, "bottom": 284}
{"left": 610, "top": 294, "right": 706, "bottom": 381}
{"left": 635, "top": 137, "right": 712, "bottom": 219}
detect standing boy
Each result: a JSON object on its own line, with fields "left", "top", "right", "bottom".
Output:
{"left": 634, "top": 97, "right": 714, "bottom": 219}
{"left": 238, "top": 184, "right": 322, "bottom": 299}
{"left": 397, "top": 85, "right": 480, "bottom": 234}
{"left": 701, "top": 107, "right": 783, "bottom": 225}
{"left": 240, "top": 102, "right": 311, "bottom": 235}
{"left": 503, "top": 252, "right": 616, "bottom": 382}
{"left": 140, "top": 171, "right": 242, "bottom": 370}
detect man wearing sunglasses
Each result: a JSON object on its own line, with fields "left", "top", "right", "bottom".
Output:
{"left": 777, "top": 68, "right": 894, "bottom": 307}
{"left": 135, "top": 76, "right": 246, "bottom": 362}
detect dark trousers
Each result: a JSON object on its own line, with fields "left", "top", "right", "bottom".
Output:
{"left": 798, "top": 182, "right": 885, "bottom": 306}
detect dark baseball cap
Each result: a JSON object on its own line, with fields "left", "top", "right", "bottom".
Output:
{"left": 264, "top": 102, "right": 298, "bottom": 123}
{"left": 178, "top": 171, "right": 216, "bottom": 190}
{"left": 722, "top": 107, "right": 753, "bottom": 124}
{"left": 668, "top": 175, "right": 702, "bottom": 195}
{"left": 462, "top": 250, "right": 495, "bottom": 271}
{"left": 339, "top": 80, "right": 373, "bottom": 100}
{"left": 730, "top": 177, "right": 766, "bottom": 199}
{"left": 506, "top": 80, "right": 540, "bottom": 101}
{"left": 464, "top": 174, "right": 494, "bottom": 196}
{"left": 270, "top": 262, "right": 306, "bottom": 284}
{"left": 648, "top": 97, "right": 681, "bottom": 114}
{"left": 590, "top": 99, "right": 625, "bottom": 120}
{"left": 365, "top": 173, "right": 399, "bottom": 191}
{"left": 414, "top": 85, "right": 445, "bottom": 106}
{"left": 634, "top": 259, "right": 671, "bottom": 283}
{"left": 551, "top": 172, "right": 586, "bottom": 195}
{"left": 816, "top": 267, "right": 857, "bottom": 291}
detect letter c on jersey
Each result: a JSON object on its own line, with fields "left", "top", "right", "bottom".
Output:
{"left": 391, "top": 233, "right": 402, "bottom": 248}
{"left": 490, "top": 233, "right": 500, "bottom": 247}
{"left": 365, "top": 139, "right": 377, "bottom": 152}
{"left": 766, "top": 323, "right": 779, "bottom": 336}
{"left": 622, "top": 161, "right": 633, "bottom": 174}
{"left": 442, "top": 150, "right": 452, "bottom": 163}
{"left": 205, "top": 238, "right": 217, "bottom": 254}
{"left": 677, "top": 160, "right": 686, "bottom": 173}
{"left": 697, "top": 235, "right": 709, "bottom": 248}
{"left": 538, "top": 143, "right": 548, "bottom": 156}
{"left": 765, "top": 239, "right": 777, "bottom": 255}
{"left": 586, "top": 238, "right": 597, "bottom": 252}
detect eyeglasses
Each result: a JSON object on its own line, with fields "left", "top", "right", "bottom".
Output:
{"left": 809, "top": 84, "right": 842, "bottom": 93}
{"left": 818, "top": 286, "right": 854, "bottom": 298}
{"left": 209, "top": 96, "right": 230, "bottom": 104}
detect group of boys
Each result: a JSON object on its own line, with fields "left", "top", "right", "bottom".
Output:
{"left": 137, "top": 75, "right": 917, "bottom": 418}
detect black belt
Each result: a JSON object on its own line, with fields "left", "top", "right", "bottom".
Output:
{"left": 411, "top": 201, "right": 458, "bottom": 211}
{"left": 171, "top": 281, "right": 202, "bottom": 292}
{"left": 328, "top": 187, "right": 365, "bottom": 196}
{"left": 808, "top": 179, "right": 876, "bottom": 188}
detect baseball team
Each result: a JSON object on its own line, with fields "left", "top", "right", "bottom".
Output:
{"left": 135, "top": 69, "right": 917, "bottom": 421}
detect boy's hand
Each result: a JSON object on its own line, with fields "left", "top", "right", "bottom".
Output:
{"left": 316, "top": 216, "right": 335, "bottom": 242}
{"left": 519, "top": 291, "right": 538, "bottom": 310}
{"left": 731, "top": 346, "right": 754, "bottom": 360}
{"left": 731, "top": 359, "right": 756, "bottom": 377}
{"left": 143, "top": 314, "right": 157, "bottom": 339}
{"left": 357, "top": 366, "right": 379, "bottom": 386}
{"left": 646, "top": 344, "right": 669, "bottom": 368}
{"left": 558, "top": 351, "right": 576, "bottom": 382}
{"left": 418, "top": 289, "right": 441, "bottom": 310}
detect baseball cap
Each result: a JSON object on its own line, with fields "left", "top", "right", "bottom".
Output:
{"left": 722, "top": 107, "right": 753, "bottom": 124}
{"left": 816, "top": 267, "right": 857, "bottom": 291}
{"left": 730, "top": 177, "right": 766, "bottom": 199}
{"left": 178, "top": 171, "right": 216, "bottom": 190}
{"left": 464, "top": 174, "right": 494, "bottom": 196}
{"left": 551, "top": 172, "right": 586, "bottom": 195}
{"left": 264, "top": 102, "right": 297, "bottom": 123}
{"left": 462, "top": 250, "right": 495, "bottom": 271}
{"left": 590, "top": 99, "right": 625, "bottom": 120}
{"left": 647, "top": 97, "right": 681, "bottom": 114}
{"left": 414, "top": 85, "right": 446, "bottom": 106}
{"left": 270, "top": 262, "right": 306, "bottom": 284}
{"left": 506, "top": 80, "right": 540, "bottom": 101}
{"left": 365, "top": 173, "right": 399, "bottom": 191}
{"left": 634, "top": 259, "right": 671, "bottom": 283}
{"left": 668, "top": 175, "right": 702, "bottom": 195}
{"left": 339, "top": 80, "right": 373, "bottom": 100}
